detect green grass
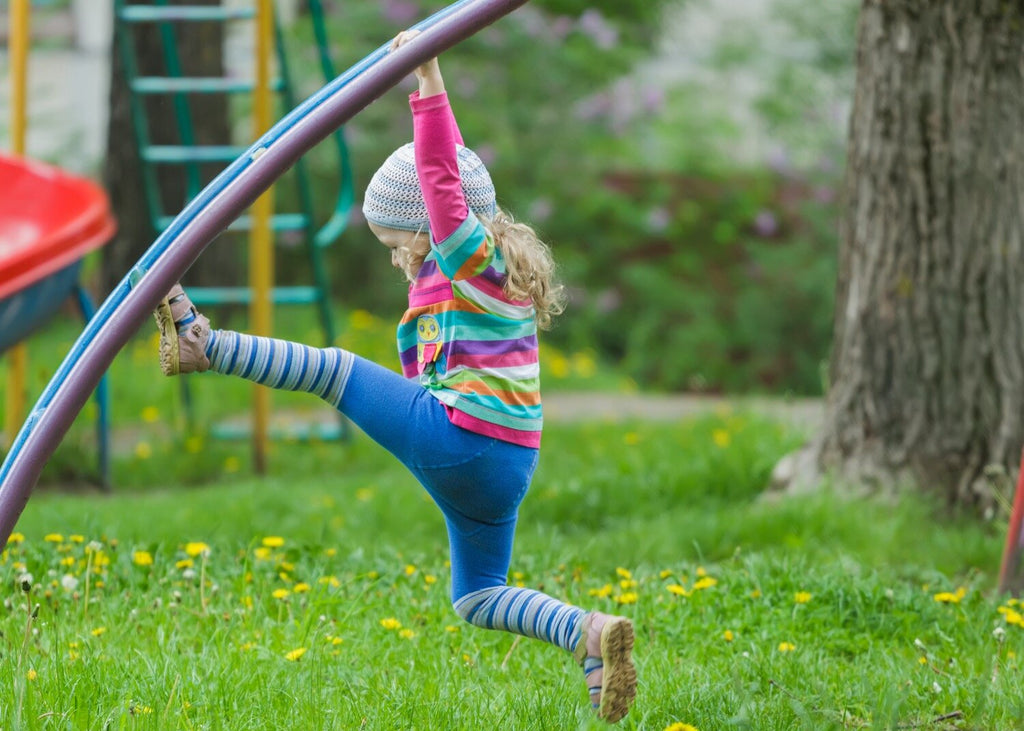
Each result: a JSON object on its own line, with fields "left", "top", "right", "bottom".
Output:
{"left": 1, "top": 313, "right": 1023, "bottom": 729}
{"left": 2, "top": 416, "right": 1022, "bottom": 730}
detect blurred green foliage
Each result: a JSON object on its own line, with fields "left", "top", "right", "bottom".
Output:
{"left": 277, "top": 0, "right": 856, "bottom": 395}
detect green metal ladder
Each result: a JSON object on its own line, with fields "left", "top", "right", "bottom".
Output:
{"left": 114, "top": 0, "right": 353, "bottom": 440}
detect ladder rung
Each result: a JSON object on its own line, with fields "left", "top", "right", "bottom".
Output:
{"left": 142, "top": 145, "right": 247, "bottom": 164}
{"left": 186, "top": 286, "right": 324, "bottom": 306}
{"left": 117, "top": 6, "right": 256, "bottom": 23}
{"left": 157, "top": 213, "right": 309, "bottom": 232}
{"left": 131, "top": 77, "right": 285, "bottom": 95}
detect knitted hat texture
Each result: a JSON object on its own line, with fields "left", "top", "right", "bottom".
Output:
{"left": 362, "top": 142, "right": 497, "bottom": 232}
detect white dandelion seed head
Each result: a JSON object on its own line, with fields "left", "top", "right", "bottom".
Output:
{"left": 60, "top": 575, "right": 79, "bottom": 592}
{"left": 993, "top": 626, "right": 1006, "bottom": 642}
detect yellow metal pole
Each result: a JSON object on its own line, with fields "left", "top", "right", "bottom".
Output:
{"left": 4, "top": 0, "right": 31, "bottom": 450}
{"left": 249, "top": 0, "right": 275, "bottom": 473}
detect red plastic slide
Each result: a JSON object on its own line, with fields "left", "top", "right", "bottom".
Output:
{"left": 0, "top": 154, "right": 115, "bottom": 302}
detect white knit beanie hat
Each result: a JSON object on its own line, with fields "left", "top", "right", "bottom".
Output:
{"left": 362, "top": 142, "right": 497, "bottom": 232}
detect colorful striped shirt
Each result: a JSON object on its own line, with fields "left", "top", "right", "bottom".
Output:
{"left": 397, "top": 92, "right": 542, "bottom": 448}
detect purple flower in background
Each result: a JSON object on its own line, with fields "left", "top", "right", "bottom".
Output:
{"left": 382, "top": 0, "right": 417, "bottom": 25}
{"left": 578, "top": 9, "right": 618, "bottom": 50}
{"left": 575, "top": 92, "right": 612, "bottom": 122}
{"left": 643, "top": 87, "right": 665, "bottom": 115}
{"left": 814, "top": 186, "right": 836, "bottom": 204}
{"left": 474, "top": 144, "right": 496, "bottom": 166}
{"left": 753, "top": 210, "right": 779, "bottom": 237}
{"left": 456, "top": 75, "right": 479, "bottom": 99}
{"left": 646, "top": 207, "right": 671, "bottom": 234}
{"left": 551, "top": 15, "right": 573, "bottom": 40}
{"left": 529, "top": 198, "right": 553, "bottom": 223}
{"left": 515, "top": 6, "right": 548, "bottom": 39}
{"left": 766, "top": 145, "right": 792, "bottom": 175}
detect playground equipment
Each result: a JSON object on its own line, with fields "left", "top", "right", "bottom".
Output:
{"left": 999, "top": 451, "right": 1024, "bottom": 595}
{"left": 1, "top": 0, "right": 116, "bottom": 486}
{"left": 113, "top": 0, "right": 356, "bottom": 466}
{"left": 0, "top": 0, "right": 529, "bottom": 545}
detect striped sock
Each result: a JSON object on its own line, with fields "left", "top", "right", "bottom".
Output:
{"left": 206, "top": 330, "right": 354, "bottom": 408}
{"left": 453, "top": 586, "right": 585, "bottom": 653}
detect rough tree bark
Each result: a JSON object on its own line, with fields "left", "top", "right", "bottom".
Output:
{"left": 101, "top": 0, "right": 233, "bottom": 295}
{"left": 773, "top": 0, "right": 1024, "bottom": 514}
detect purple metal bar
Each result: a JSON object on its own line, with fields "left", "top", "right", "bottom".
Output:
{"left": 0, "top": 0, "right": 528, "bottom": 544}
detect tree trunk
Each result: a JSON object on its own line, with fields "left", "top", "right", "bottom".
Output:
{"left": 773, "top": 0, "right": 1024, "bottom": 514}
{"left": 101, "top": 0, "right": 233, "bottom": 295}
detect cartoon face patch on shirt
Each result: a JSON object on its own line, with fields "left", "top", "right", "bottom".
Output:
{"left": 416, "top": 314, "right": 444, "bottom": 371}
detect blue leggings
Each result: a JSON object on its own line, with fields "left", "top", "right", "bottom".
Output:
{"left": 338, "top": 356, "right": 537, "bottom": 600}
{"left": 205, "top": 331, "right": 585, "bottom": 654}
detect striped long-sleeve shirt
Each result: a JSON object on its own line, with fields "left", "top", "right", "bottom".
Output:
{"left": 396, "top": 92, "right": 542, "bottom": 448}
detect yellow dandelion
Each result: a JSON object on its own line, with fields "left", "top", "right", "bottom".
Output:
{"left": 620, "top": 579, "right": 638, "bottom": 590}
{"left": 272, "top": 588, "right": 290, "bottom": 600}
{"left": 223, "top": 456, "right": 241, "bottom": 473}
{"left": 134, "top": 441, "right": 152, "bottom": 460}
{"left": 254, "top": 547, "right": 272, "bottom": 561}
{"left": 933, "top": 591, "right": 962, "bottom": 604}
{"left": 70, "top": 535, "right": 85, "bottom": 544}
{"left": 445, "top": 625, "right": 460, "bottom": 633}
{"left": 185, "top": 542, "right": 210, "bottom": 558}
{"left": 367, "top": 570, "right": 380, "bottom": 580}
{"left": 8, "top": 532, "right": 25, "bottom": 545}
{"left": 424, "top": 574, "right": 437, "bottom": 585}
{"left": 615, "top": 592, "right": 638, "bottom": 605}
{"left": 667, "top": 584, "right": 691, "bottom": 597}
{"left": 399, "top": 628, "right": 416, "bottom": 639}
{"left": 44, "top": 533, "right": 64, "bottom": 543}
{"left": 91, "top": 627, "right": 107, "bottom": 637}
{"left": 318, "top": 576, "right": 341, "bottom": 588}
{"left": 132, "top": 551, "right": 153, "bottom": 567}
{"left": 356, "top": 488, "right": 375, "bottom": 502}
{"left": 262, "top": 536, "right": 285, "bottom": 548}
{"left": 623, "top": 431, "right": 641, "bottom": 446}
{"left": 185, "top": 435, "right": 203, "bottom": 454}
{"left": 60, "top": 556, "right": 75, "bottom": 567}
{"left": 723, "top": 630, "right": 734, "bottom": 642}
{"left": 324, "top": 547, "right": 337, "bottom": 557}
{"left": 794, "top": 591, "right": 812, "bottom": 604}
{"left": 750, "top": 589, "right": 762, "bottom": 599}
{"left": 696, "top": 566, "right": 708, "bottom": 577}
{"left": 176, "top": 559, "right": 194, "bottom": 570}
{"left": 712, "top": 429, "right": 731, "bottom": 448}
{"left": 918, "top": 656, "right": 928, "bottom": 665}
{"left": 589, "top": 584, "right": 613, "bottom": 598}
{"left": 549, "top": 354, "right": 570, "bottom": 379}
{"left": 293, "top": 583, "right": 311, "bottom": 594}
{"left": 693, "top": 577, "right": 718, "bottom": 591}
{"left": 665, "top": 723, "right": 700, "bottom": 731}
{"left": 778, "top": 642, "right": 796, "bottom": 653}
{"left": 284, "top": 647, "right": 307, "bottom": 662}
{"left": 616, "top": 567, "right": 633, "bottom": 580}
{"left": 26, "top": 669, "right": 37, "bottom": 681}
{"left": 380, "top": 617, "right": 402, "bottom": 630}
{"left": 241, "top": 596, "right": 254, "bottom": 609}
{"left": 659, "top": 569, "right": 674, "bottom": 580}
{"left": 141, "top": 406, "right": 160, "bottom": 423}
{"left": 405, "top": 564, "right": 417, "bottom": 576}
{"left": 240, "top": 642, "right": 257, "bottom": 652}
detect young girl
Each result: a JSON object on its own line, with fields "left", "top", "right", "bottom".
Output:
{"left": 154, "top": 30, "right": 637, "bottom": 723}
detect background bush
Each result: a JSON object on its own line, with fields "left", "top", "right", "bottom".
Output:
{"left": 278, "top": 0, "right": 856, "bottom": 395}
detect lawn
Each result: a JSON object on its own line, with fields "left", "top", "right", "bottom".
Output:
{"left": 1, "top": 313, "right": 1022, "bottom": 730}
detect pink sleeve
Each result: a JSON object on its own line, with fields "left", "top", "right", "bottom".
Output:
{"left": 410, "top": 91, "right": 467, "bottom": 243}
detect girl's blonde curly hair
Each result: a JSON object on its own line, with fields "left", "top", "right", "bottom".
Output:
{"left": 394, "top": 210, "right": 566, "bottom": 330}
